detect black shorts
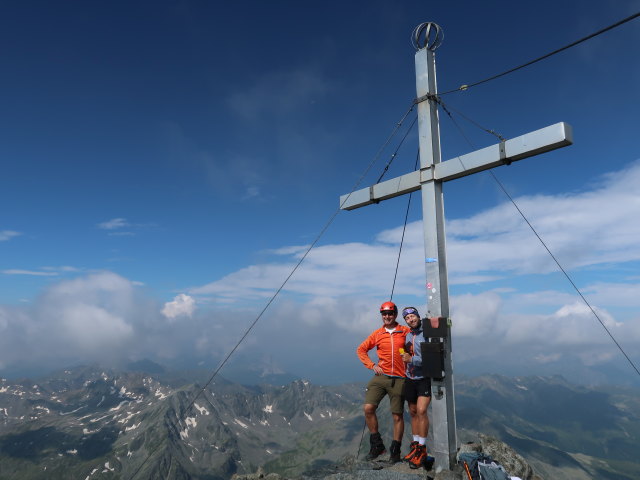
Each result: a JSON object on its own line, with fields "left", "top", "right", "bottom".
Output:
{"left": 403, "top": 377, "right": 431, "bottom": 403}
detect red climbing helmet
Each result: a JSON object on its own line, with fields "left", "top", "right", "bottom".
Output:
{"left": 379, "top": 301, "right": 398, "bottom": 314}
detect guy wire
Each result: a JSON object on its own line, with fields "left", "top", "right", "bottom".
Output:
{"left": 439, "top": 12, "right": 640, "bottom": 95}
{"left": 130, "top": 102, "right": 419, "bottom": 480}
{"left": 390, "top": 149, "right": 420, "bottom": 301}
{"left": 438, "top": 99, "right": 640, "bottom": 379}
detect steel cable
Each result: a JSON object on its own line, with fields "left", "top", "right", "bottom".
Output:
{"left": 129, "top": 102, "right": 419, "bottom": 480}
{"left": 438, "top": 12, "right": 640, "bottom": 95}
{"left": 437, "top": 97, "right": 640, "bottom": 379}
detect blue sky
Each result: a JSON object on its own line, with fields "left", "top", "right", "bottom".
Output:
{"left": 1, "top": 1, "right": 639, "bottom": 385}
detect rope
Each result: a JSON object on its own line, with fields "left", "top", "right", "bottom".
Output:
{"left": 130, "top": 102, "right": 419, "bottom": 480}
{"left": 439, "top": 102, "right": 640, "bottom": 379}
{"left": 439, "top": 12, "right": 640, "bottom": 95}
{"left": 390, "top": 150, "right": 420, "bottom": 300}
{"left": 376, "top": 116, "right": 418, "bottom": 184}
{"left": 355, "top": 422, "right": 367, "bottom": 466}
{"left": 436, "top": 100, "right": 505, "bottom": 142}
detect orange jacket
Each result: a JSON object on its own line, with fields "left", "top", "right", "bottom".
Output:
{"left": 357, "top": 324, "right": 410, "bottom": 378}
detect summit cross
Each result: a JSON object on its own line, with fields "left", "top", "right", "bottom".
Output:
{"left": 340, "top": 23, "right": 573, "bottom": 471}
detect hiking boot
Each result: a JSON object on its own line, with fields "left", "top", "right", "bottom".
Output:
{"left": 365, "top": 433, "right": 386, "bottom": 460}
{"left": 424, "top": 454, "right": 435, "bottom": 471}
{"left": 403, "top": 441, "right": 418, "bottom": 461}
{"left": 389, "top": 440, "right": 402, "bottom": 463}
{"left": 409, "top": 444, "right": 427, "bottom": 469}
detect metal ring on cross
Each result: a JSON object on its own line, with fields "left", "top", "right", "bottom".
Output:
{"left": 412, "top": 22, "right": 443, "bottom": 51}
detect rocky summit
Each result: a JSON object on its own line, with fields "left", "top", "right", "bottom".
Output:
{"left": 232, "top": 434, "right": 541, "bottom": 480}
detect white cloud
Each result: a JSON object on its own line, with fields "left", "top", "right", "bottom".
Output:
{"left": 184, "top": 161, "right": 640, "bottom": 381}
{"left": 97, "top": 218, "right": 129, "bottom": 230}
{"left": 0, "top": 230, "right": 21, "bottom": 241}
{"left": 42, "top": 266, "right": 81, "bottom": 273}
{"left": 96, "top": 218, "right": 155, "bottom": 236}
{"left": 2, "top": 270, "right": 58, "bottom": 276}
{"left": 57, "top": 303, "right": 133, "bottom": 353}
{"left": 243, "top": 186, "right": 261, "bottom": 200}
{"left": 447, "top": 160, "right": 640, "bottom": 276}
{"left": 162, "top": 294, "right": 196, "bottom": 320}
{"left": 534, "top": 353, "right": 562, "bottom": 364}
{"left": 3, "top": 266, "right": 83, "bottom": 277}
{"left": 192, "top": 160, "right": 640, "bottom": 304}
{"left": 450, "top": 292, "right": 502, "bottom": 336}
{"left": 0, "top": 274, "right": 229, "bottom": 374}
{"left": 0, "top": 272, "right": 139, "bottom": 369}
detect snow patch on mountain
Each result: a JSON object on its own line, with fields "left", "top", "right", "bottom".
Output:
{"left": 234, "top": 418, "right": 249, "bottom": 429}
{"left": 125, "top": 422, "right": 141, "bottom": 431}
{"left": 194, "top": 403, "right": 209, "bottom": 415}
{"left": 179, "top": 416, "right": 198, "bottom": 439}
{"left": 109, "top": 400, "right": 129, "bottom": 412}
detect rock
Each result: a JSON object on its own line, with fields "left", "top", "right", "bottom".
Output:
{"left": 455, "top": 436, "right": 541, "bottom": 480}
{"left": 479, "top": 434, "right": 535, "bottom": 480}
{"left": 432, "top": 463, "right": 466, "bottom": 479}
{"left": 233, "top": 436, "right": 541, "bottom": 480}
{"left": 232, "top": 466, "right": 284, "bottom": 480}
{"left": 457, "top": 441, "right": 483, "bottom": 456}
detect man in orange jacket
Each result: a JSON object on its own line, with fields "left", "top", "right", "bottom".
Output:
{"left": 356, "top": 301, "right": 410, "bottom": 463}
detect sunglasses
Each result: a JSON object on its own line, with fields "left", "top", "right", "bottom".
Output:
{"left": 381, "top": 311, "right": 396, "bottom": 316}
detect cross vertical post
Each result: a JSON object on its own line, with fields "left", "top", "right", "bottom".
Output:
{"left": 414, "top": 30, "right": 458, "bottom": 472}
{"left": 340, "top": 22, "right": 572, "bottom": 472}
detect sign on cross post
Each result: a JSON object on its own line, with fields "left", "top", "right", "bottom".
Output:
{"left": 341, "top": 23, "right": 573, "bottom": 471}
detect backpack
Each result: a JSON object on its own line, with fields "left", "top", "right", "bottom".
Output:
{"left": 477, "top": 460, "right": 510, "bottom": 480}
{"left": 458, "top": 452, "right": 493, "bottom": 480}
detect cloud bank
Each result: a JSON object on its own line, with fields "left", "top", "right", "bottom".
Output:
{"left": 1, "top": 162, "right": 640, "bottom": 384}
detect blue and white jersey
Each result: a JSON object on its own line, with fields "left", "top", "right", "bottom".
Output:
{"left": 405, "top": 326, "right": 426, "bottom": 380}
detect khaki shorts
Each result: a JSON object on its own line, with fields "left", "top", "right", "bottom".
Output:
{"left": 364, "top": 375, "right": 405, "bottom": 414}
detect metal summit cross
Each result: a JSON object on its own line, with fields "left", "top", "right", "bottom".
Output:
{"left": 341, "top": 23, "right": 573, "bottom": 471}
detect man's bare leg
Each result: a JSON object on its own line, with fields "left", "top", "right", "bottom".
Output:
{"left": 364, "top": 403, "right": 379, "bottom": 432}
{"left": 392, "top": 412, "right": 404, "bottom": 441}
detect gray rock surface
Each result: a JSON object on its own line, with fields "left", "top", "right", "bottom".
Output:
{"left": 478, "top": 434, "right": 540, "bottom": 480}
{"left": 233, "top": 435, "right": 542, "bottom": 480}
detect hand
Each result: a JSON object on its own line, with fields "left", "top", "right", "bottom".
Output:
{"left": 372, "top": 364, "right": 384, "bottom": 375}
{"left": 401, "top": 353, "right": 412, "bottom": 363}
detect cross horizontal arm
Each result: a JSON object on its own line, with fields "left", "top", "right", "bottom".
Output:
{"left": 340, "top": 122, "right": 572, "bottom": 210}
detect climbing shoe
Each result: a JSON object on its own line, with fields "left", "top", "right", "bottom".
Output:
{"left": 403, "top": 441, "right": 418, "bottom": 461}
{"left": 365, "top": 433, "right": 386, "bottom": 460}
{"left": 388, "top": 440, "right": 402, "bottom": 463}
{"left": 409, "top": 444, "right": 427, "bottom": 469}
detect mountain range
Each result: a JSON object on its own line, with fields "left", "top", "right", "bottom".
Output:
{"left": 0, "top": 365, "right": 638, "bottom": 479}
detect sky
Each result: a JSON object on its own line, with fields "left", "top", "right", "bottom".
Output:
{"left": 1, "top": 0, "right": 639, "bottom": 386}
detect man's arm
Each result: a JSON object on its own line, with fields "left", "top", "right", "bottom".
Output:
{"left": 356, "top": 332, "right": 376, "bottom": 370}
{"left": 412, "top": 331, "right": 425, "bottom": 366}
